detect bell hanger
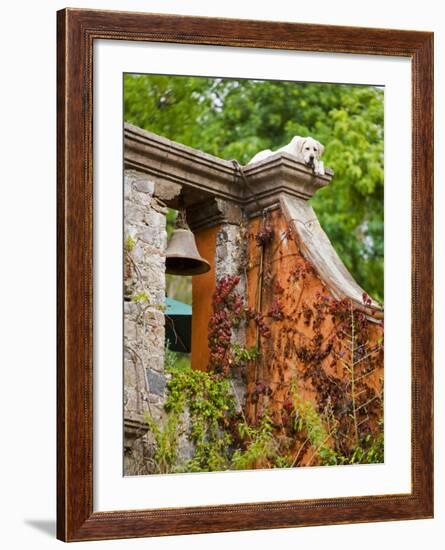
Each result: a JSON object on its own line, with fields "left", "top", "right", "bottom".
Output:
{"left": 164, "top": 198, "right": 210, "bottom": 276}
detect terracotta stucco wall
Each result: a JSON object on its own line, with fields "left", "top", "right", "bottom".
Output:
{"left": 191, "top": 226, "right": 218, "bottom": 371}
{"left": 245, "top": 209, "right": 383, "bottom": 462}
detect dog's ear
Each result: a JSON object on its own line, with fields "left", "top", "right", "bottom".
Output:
{"left": 316, "top": 141, "right": 325, "bottom": 158}
{"left": 293, "top": 136, "right": 306, "bottom": 154}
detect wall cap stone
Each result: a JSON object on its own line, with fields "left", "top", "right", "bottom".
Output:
{"left": 124, "top": 123, "right": 333, "bottom": 215}
{"left": 280, "top": 193, "right": 383, "bottom": 316}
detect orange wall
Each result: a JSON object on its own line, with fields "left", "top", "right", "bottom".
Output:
{"left": 246, "top": 213, "right": 321, "bottom": 415}
{"left": 191, "top": 226, "right": 218, "bottom": 371}
{"left": 245, "top": 210, "right": 383, "bottom": 461}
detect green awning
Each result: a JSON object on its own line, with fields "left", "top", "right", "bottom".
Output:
{"left": 165, "top": 297, "right": 192, "bottom": 316}
{"left": 164, "top": 297, "right": 192, "bottom": 353}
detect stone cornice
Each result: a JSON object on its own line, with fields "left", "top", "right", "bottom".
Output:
{"left": 124, "top": 123, "right": 333, "bottom": 215}
{"left": 242, "top": 153, "right": 333, "bottom": 216}
{"left": 125, "top": 123, "right": 242, "bottom": 205}
{"left": 124, "top": 416, "right": 149, "bottom": 443}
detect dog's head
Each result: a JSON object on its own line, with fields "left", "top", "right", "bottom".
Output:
{"left": 295, "top": 137, "right": 325, "bottom": 167}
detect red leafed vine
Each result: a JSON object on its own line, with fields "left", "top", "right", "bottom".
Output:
{"left": 205, "top": 214, "right": 383, "bottom": 467}
{"left": 266, "top": 250, "right": 384, "bottom": 463}
{"left": 208, "top": 275, "right": 244, "bottom": 375}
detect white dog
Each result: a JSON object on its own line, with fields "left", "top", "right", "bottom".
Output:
{"left": 248, "top": 136, "right": 325, "bottom": 175}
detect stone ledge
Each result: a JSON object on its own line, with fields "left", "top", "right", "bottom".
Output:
{"left": 124, "top": 123, "right": 333, "bottom": 214}
{"left": 242, "top": 153, "right": 333, "bottom": 216}
{"left": 125, "top": 123, "right": 242, "bottom": 207}
{"left": 124, "top": 416, "right": 150, "bottom": 444}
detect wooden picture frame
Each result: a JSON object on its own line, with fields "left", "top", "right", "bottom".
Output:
{"left": 57, "top": 8, "right": 433, "bottom": 542}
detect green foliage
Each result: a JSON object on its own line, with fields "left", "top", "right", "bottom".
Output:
{"left": 165, "top": 274, "right": 192, "bottom": 305}
{"left": 232, "top": 344, "right": 260, "bottom": 364}
{"left": 124, "top": 234, "right": 136, "bottom": 252}
{"left": 131, "top": 291, "right": 149, "bottom": 303}
{"left": 290, "top": 390, "right": 338, "bottom": 466}
{"left": 289, "top": 384, "right": 383, "bottom": 466}
{"left": 125, "top": 75, "right": 384, "bottom": 300}
{"left": 349, "top": 431, "right": 384, "bottom": 464}
{"left": 231, "top": 413, "right": 286, "bottom": 470}
{"left": 144, "top": 410, "right": 183, "bottom": 474}
{"left": 147, "top": 346, "right": 290, "bottom": 473}
{"left": 163, "top": 343, "right": 178, "bottom": 370}
{"left": 164, "top": 353, "right": 236, "bottom": 472}
{"left": 142, "top": 346, "right": 184, "bottom": 474}
{"left": 165, "top": 208, "right": 177, "bottom": 238}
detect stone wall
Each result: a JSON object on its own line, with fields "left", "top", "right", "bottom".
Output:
{"left": 215, "top": 221, "right": 248, "bottom": 410}
{"left": 123, "top": 169, "right": 168, "bottom": 475}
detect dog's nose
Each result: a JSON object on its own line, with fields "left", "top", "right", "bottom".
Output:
{"left": 309, "top": 155, "right": 315, "bottom": 161}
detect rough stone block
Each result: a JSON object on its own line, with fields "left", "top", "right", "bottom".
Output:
{"left": 137, "top": 228, "right": 165, "bottom": 248}
{"left": 133, "top": 190, "right": 152, "bottom": 208}
{"left": 146, "top": 209, "right": 166, "bottom": 230}
{"left": 134, "top": 178, "right": 154, "bottom": 194}
{"left": 124, "top": 301, "right": 139, "bottom": 315}
{"left": 146, "top": 368, "right": 166, "bottom": 396}
{"left": 124, "top": 203, "right": 146, "bottom": 225}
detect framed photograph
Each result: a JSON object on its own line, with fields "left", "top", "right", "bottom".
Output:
{"left": 57, "top": 8, "right": 433, "bottom": 542}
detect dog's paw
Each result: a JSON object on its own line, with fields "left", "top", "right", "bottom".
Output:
{"left": 314, "top": 161, "right": 325, "bottom": 176}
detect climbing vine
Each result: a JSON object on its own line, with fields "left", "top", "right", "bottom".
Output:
{"left": 208, "top": 275, "right": 245, "bottom": 375}
{"left": 146, "top": 344, "right": 287, "bottom": 473}
{"left": 146, "top": 218, "right": 384, "bottom": 473}
{"left": 262, "top": 243, "right": 384, "bottom": 465}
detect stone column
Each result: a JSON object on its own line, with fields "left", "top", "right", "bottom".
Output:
{"left": 215, "top": 222, "right": 248, "bottom": 410}
{"left": 123, "top": 169, "right": 168, "bottom": 475}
